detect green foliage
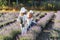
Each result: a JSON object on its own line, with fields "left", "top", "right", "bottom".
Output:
{"left": 10, "top": 30, "right": 20, "bottom": 38}
{"left": 0, "top": 0, "right": 3, "bottom": 6}
{"left": 0, "top": 35, "right": 4, "bottom": 40}
{"left": 0, "top": 0, "right": 7, "bottom": 6}
{"left": 0, "top": 14, "right": 3, "bottom": 17}
{"left": 0, "top": 35, "right": 12, "bottom": 40}
{"left": 3, "top": 36, "right": 13, "bottom": 40}
{"left": 12, "top": 2, "right": 16, "bottom": 7}
{"left": 0, "top": 30, "right": 21, "bottom": 40}
{"left": 0, "top": 0, "right": 60, "bottom": 10}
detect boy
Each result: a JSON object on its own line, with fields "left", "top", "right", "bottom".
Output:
{"left": 17, "top": 7, "right": 27, "bottom": 35}
{"left": 26, "top": 10, "right": 37, "bottom": 31}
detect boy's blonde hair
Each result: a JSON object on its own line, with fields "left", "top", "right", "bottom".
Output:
{"left": 27, "top": 12, "right": 33, "bottom": 18}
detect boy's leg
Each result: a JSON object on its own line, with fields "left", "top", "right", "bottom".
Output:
{"left": 20, "top": 24, "right": 24, "bottom": 35}
{"left": 21, "top": 28, "right": 24, "bottom": 35}
{"left": 20, "top": 24, "right": 23, "bottom": 30}
{"left": 21, "top": 27, "right": 27, "bottom": 35}
{"left": 21, "top": 24, "right": 28, "bottom": 35}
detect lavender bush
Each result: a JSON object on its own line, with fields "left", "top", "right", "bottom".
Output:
{"left": 0, "top": 22, "right": 21, "bottom": 40}
{"left": 19, "top": 26, "right": 41, "bottom": 40}
{"left": 37, "top": 12, "right": 54, "bottom": 28}
{"left": 53, "top": 11, "right": 60, "bottom": 31}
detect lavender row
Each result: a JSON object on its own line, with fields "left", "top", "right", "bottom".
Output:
{"left": 0, "top": 12, "right": 19, "bottom": 28}
{"left": 0, "top": 21, "right": 21, "bottom": 40}
{"left": 0, "top": 12, "right": 19, "bottom": 22}
{"left": 17, "top": 12, "right": 54, "bottom": 40}
{"left": 0, "top": 18, "right": 17, "bottom": 28}
{"left": 0, "top": 12, "right": 40, "bottom": 40}
{"left": 0, "top": 12, "right": 51, "bottom": 40}
{"left": 37, "top": 12, "right": 54, "bottom": 28}
{"left": 53, "top": 11, "right": 60, "bottom": 31}
{"left": 34, "top": 12, "right": 47, "bottom": 21}
{"left": 18, "top": 26, "right": 41, "bottom": 40}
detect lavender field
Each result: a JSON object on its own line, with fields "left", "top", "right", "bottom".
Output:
{"left": 0, "top": 11, "right": 60, "bottom": 40}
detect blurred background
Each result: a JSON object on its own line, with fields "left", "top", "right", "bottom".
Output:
{"left": 0, "top": 0, "right": 60, "bottom": 11}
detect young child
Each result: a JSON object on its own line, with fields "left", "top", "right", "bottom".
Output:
{"left": 26, "top": 10, "right": 37, "bottom": 31}
{"left": 17, "top": 7, "right": 27, "bottom": 35}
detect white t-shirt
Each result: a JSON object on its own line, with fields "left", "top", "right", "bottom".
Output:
{"left": 27, "top": 18, "right": 33, "bottom": 26}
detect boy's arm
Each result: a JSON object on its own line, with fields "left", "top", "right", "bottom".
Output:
{"left": 17, "top": 16, "right": 23, "bottom": 24}
{"left": 32, "top": 17, "right": 36, "bottom": 23}
{"left": 17, "top": 16, "right": 20, "bottom": 21}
